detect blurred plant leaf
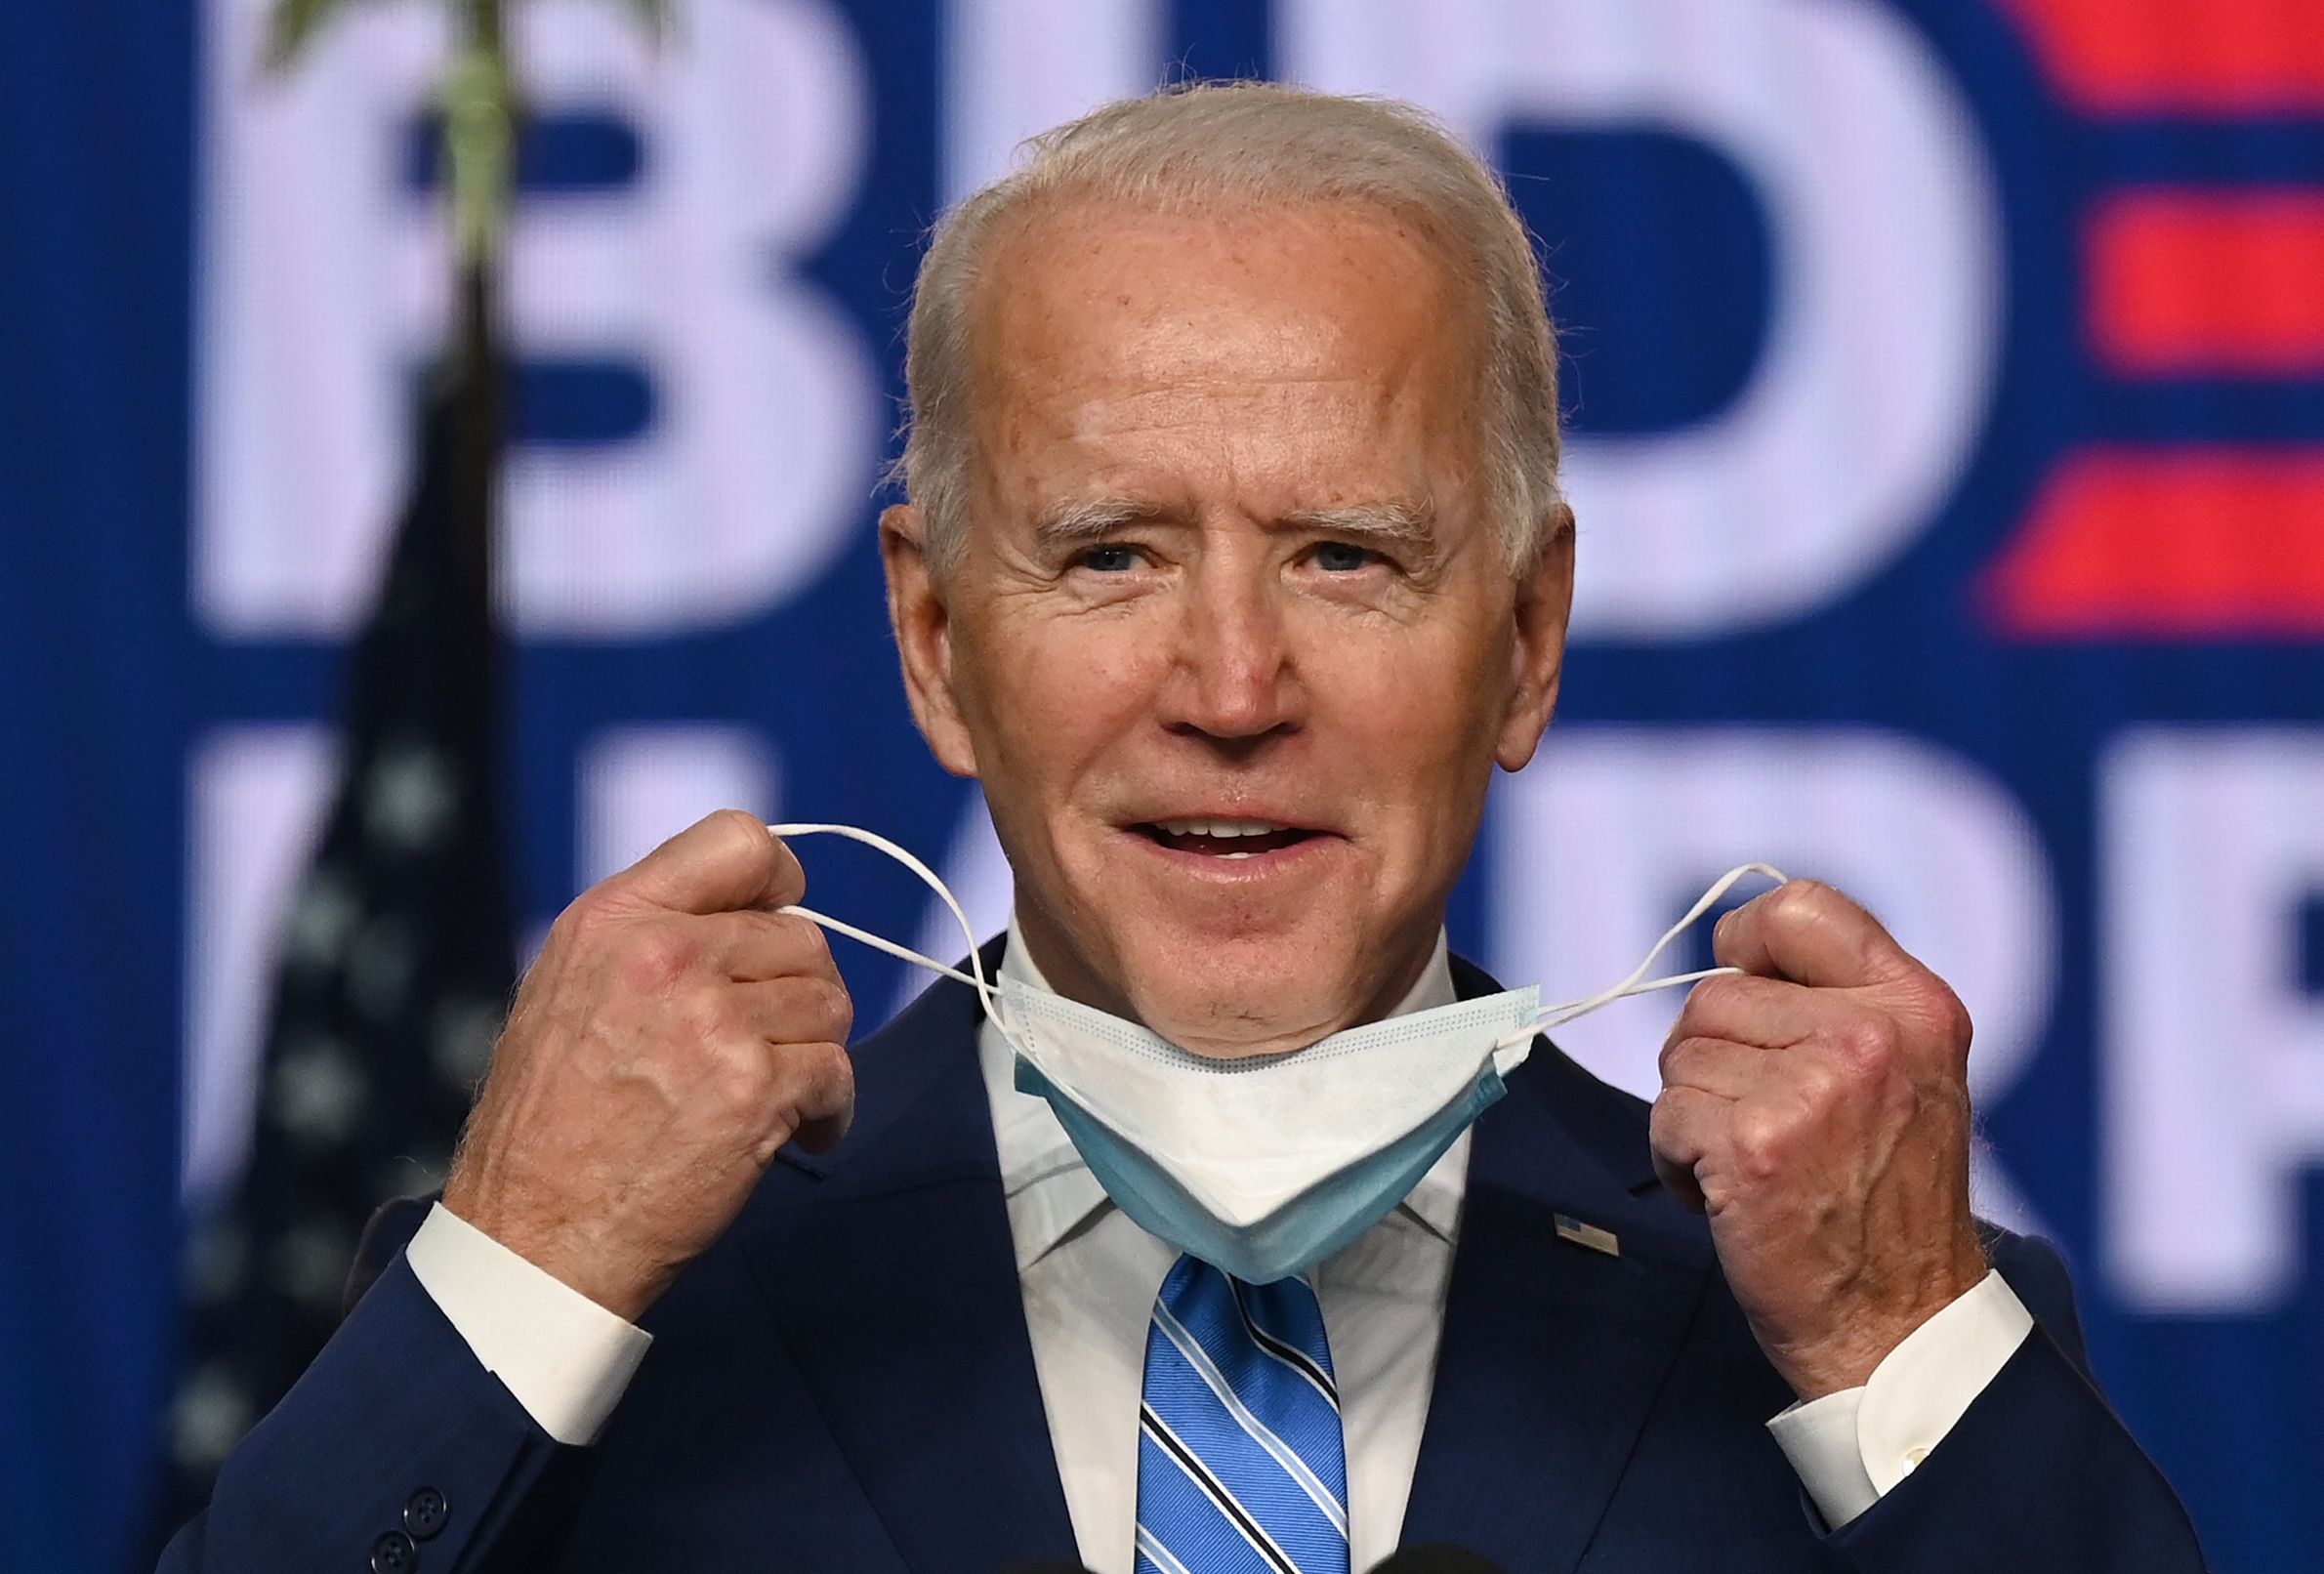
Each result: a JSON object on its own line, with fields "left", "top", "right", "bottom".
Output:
{"left": 265, "top": 0, "right": 371, "bottom": 68}
{"left": 269, "top": 0, "right": 670, "bottom": 69}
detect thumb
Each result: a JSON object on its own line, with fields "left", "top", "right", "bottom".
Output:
{"left": 607, "top": 809, "right": 805, "bottom": 916}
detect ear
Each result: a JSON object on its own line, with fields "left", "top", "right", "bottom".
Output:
{"left": 1494, "top": 503, "right": 1576, "bottom": 772}
{"left": 879, "top": 503, "right": 980, "bottom": 778}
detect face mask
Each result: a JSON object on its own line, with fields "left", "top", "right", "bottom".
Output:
{"left": 768, "top": 820, "right": 1784, "bottom": 1283}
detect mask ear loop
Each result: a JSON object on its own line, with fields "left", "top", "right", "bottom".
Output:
{"left": 1493, "top": 861, "right": 1789, "bottom": 1051}
{"left": 764, "top": 822, "right": 1009, "bottom": 1030}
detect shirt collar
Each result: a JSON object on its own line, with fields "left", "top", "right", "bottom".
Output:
{"left": 975, "top": 917, "right": 1467, "bottom": 1270}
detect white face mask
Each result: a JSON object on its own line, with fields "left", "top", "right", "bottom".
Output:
{"left": 768, "top": 821, "right": 1784, "bottom": 1283}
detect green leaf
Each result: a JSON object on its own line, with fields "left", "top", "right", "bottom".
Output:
{"left": 265, "top": 0, "right": 366, "bottom": 68}
{"left": 268, "top": 0, "right": 668, "bottom": 71}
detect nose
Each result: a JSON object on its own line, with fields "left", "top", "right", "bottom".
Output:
{"left": 1157, "top": 553, "right": 1305, "bottom": 745}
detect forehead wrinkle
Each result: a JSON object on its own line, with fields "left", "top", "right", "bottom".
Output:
{"left": 972, "top": 195, "right": 1482, "bottom": 412}
{"left": 972, "top": 206, "right": 1493, "bottom": 559}
{"left": 1058, "top": 373, "right": 1393, "bottom": 442}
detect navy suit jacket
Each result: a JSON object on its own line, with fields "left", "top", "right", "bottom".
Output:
{"left": 162, "top": 947, "right": 2207, "bottom": 1572}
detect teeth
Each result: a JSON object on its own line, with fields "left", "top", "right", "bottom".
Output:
{"left": 1155, "top": 818, "right": 1284, "bottom": 838}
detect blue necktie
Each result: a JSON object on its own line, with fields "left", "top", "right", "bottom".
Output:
{"left": 1135, "top": 1256, "right": 1350, "bottom": 1574}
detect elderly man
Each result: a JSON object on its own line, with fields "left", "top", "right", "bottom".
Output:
{"left": 164, "top": 84, "right": 2202, "bottom": 1574}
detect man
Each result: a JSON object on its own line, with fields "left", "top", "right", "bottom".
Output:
{"left": 163, "top": 84, "right": 2204, "bottom": 1572}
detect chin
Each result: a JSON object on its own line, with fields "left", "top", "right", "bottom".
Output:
{"left": 1112, "top": 921, "right": 1368, "bottom": 1059}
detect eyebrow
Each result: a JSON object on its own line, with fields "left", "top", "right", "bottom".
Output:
{"left": 1280, "top": 500, "right": 1441, "bottom": 560}
{"left": 1030, "top": 497, "right": 1443, "bottom": 560}
{"left": 1030, "top": 498, "right": 1178, "bottom": 553}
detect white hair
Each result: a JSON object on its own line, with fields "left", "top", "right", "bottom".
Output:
{"left": 895, "top": 80, "right": 1565, "bottom": 578}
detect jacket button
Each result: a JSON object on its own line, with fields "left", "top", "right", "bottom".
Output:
{"left": 403, "top": 1487, "right": 448, "bottom": 1540}
{"left": 370, "top": 1530, "right": 418, "bottom": 1573}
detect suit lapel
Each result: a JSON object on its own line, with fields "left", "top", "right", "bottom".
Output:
{"left": 1400, "top": 958, "right": 1716, "bottom": 1572}
{"left": 733, "top": 943, "right": 1080, "bottom": 1572}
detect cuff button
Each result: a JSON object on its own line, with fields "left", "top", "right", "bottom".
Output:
{"left": 371, "top": 1529, "right": 418, "bottom": 1573}
{"left": 403, "top": 1487, "right": 448, "bottom": 1540}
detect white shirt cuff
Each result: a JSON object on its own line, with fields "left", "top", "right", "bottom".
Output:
{"left": 1764, "top": 1269, "right": 2036, "bottom": 1528}
{"left": 402, "top": 1201, "right": 654, "bottom": 1445}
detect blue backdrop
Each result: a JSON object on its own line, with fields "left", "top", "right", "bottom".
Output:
{"left": 5, "top": 1, "right": 2322, "bottom": 1570}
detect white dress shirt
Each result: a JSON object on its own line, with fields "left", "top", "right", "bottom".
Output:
{"left": 988, "top": 925, "right": 1469, "bottom": 1571}
{"left": 404, "top": 920, "right": 2035, "bottom": 1564}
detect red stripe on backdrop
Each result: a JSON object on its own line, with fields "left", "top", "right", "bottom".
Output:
{"left": 1981, "top": 449, "right": 2324, "bottom": 636}
{"left": 2089, "top": 192, "right": 2324, "bottom": 375}
{"left": 2001, "top": 0, "right": 2324, "bottom": 112}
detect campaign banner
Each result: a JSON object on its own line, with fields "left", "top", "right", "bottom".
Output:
{"left": 2, "top": 2, "right": 2317, "bottom": 1568}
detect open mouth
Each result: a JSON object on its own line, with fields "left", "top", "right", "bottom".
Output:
{"left": 1134, "top": 818, "right": 1321, "bottom": 859}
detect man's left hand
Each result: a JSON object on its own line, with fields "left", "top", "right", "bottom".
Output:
{"left": 1649, "top": 879, "right": 1990, "bottom": 1400}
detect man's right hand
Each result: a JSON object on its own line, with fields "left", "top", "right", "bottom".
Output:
{"left": 441, "top": 809, "right": 855, "bottom": 1321}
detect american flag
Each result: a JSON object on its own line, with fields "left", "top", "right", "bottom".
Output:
{"left": 159, "top": 260, "right": 515, "bottom": 1525}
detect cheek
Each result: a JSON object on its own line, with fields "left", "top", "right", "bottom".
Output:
{"left": 951, "top": 603, "right": 1164, "bottom": 787}
{"left": 1307, "top": 616, "right": 1511, "bottom": 772}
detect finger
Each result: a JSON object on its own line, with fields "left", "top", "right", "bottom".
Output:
{"left": 767, "top": 1040, "right": 855, "bottom": 1158}
{"left": 1713, "top": 879, "right": 1917, "bottom": 991}
{"left": 1656, "top": 1034, "right": 1777, "bottom": 1102}
{"left": 696, "top": 908, "right": 838, "bottom": 984}
{"left": 610, "top": 809, "right": 807, "bottom": 917}
{"left": 1668, "top": 972, "right": 1822, "bottom": 1052}
{"left": 1648, "top": 1083, "right": 1731, "bottom": 1214}
{"left": 733, "top": 973, "right": 854, "bottom": 1049}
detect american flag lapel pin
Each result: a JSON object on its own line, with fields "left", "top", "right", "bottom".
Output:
{"left": 1554, "top": 1214, "right": 1621, "bottom": 1258}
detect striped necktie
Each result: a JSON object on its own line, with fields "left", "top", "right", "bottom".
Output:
{"left": 1135, "top": 1255, "right": 1350, "bottom": 1574}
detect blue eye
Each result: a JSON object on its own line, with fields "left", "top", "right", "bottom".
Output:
{"left": 1313, "top": 541, "right": 1377, "bottom": 573}
{"left": 1078, "top": 545, "right": 1142, "bottom": 573}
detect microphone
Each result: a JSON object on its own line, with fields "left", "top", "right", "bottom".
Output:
{"left": 1364, "top": 1547, "right": 1511, "bottom": 1574}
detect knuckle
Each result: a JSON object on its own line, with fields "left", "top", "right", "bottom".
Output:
{"left": 1657, "top": 1032, "right": 1708, "bottom": 1085}
{"left": 808, "top": 976, "right": 855, "bottom": 1041}
{"left": 775, "top": 1040, "right": 853, "bottom": 1111}
{"left": 765, "top": 974, "right": 850, "bottom": 1041}
{"left": 812, "top": 1038, "right": 856, "bottom": 1092}
{"left": 706, "top": 1038, "right": 773, "bottom": 1112}
{"left": 1790, "top": 1057, "right": 1842, "bottom": 1115}
{"left": 678, "top": 996, "right": 722, "bottom": 1051}
{"left": 1729, "top": 1106, "right": 1791, "bottom": 1180}
{"left": 554, "top": 889, "right": 615, "bottom": 945}
{"left": 620, "top": 927, "right": 696, "bottom": 996}
{"left": 1929, "top": 985, "right": 1974, "bottom": 1056}
{"left": 1832, "top": 1013, "right": 1900, "bottom": 1071}
{"left": 677, "top": 984, "right": 745, "bottom": 1053}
